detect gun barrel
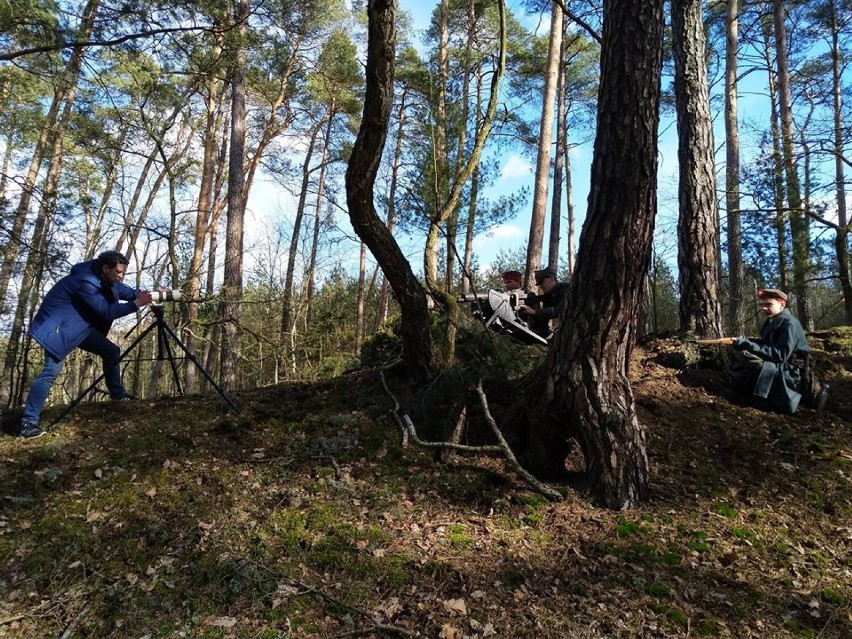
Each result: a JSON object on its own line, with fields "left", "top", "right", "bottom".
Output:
{"left": 459, "top": 293, "right": 489, "bottom": 303}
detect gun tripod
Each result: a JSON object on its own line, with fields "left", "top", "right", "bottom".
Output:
{"left": 50, "top": 305, "right": 237, "bottom": 427}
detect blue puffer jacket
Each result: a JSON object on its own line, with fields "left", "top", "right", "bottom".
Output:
{"left": 29, "top": 260, "right": 140, "bottom": 360}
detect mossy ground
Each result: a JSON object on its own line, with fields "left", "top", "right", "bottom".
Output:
{"left": 0, "top": 331, "right": 850, "bottom": 638}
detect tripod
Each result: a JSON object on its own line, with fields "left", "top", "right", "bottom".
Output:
{"left": 50, "top": 305, "right": 237, "bottom": 427}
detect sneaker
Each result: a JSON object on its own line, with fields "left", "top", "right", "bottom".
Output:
{"left": 112, "top": 394, "right": 138, "bottom": 402}
{"left": 814, "top": 384, "right": 830, "bottom": 411}
{"left": 18, "top": 422, "right": 46, "bottom": 438}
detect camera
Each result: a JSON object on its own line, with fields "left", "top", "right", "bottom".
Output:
{"left": 150, "top": 290, "right": 182, "bottom": 303}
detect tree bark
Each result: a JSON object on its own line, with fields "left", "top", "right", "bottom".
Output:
{"left": 219, "top": 0, "right": 249, "bottom": 391}
{"left": 345, "top": 0, "right": 432, "bottom": 383}
{"left": 672, "top": 0, "right": 723, "bottom": 337}
{"left": 518, "top": 0, "right": 663, "bottom": 509}
{"left": 724, "top": 0, "right": 746, "bottom": 335}
{"left": 525, "top": 3, "right": 564, "bottom": 286}
{"left": 828, "top": 0, "right": 852, "bottom": 323}
{"left": 772, "top": 0, "right": 812, "bottom": 328}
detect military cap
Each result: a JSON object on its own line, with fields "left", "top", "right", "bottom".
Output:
{"left": 757, "top": 288, "right": 788, "bottom": 302}
{"left": 501, "top": 270, "right": 522, "bottom": 284}
{"left": 534, "top": 268, "right": 557, "bottom": 285}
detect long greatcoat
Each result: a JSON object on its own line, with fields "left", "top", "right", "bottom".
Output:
{"left": 734, "top": 308, "right": 810, "bottom": 414}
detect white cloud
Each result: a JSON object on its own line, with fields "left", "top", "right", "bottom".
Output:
{"left": 500, "top": 154, "right": 532, "bottom": 179}
{"left": 486, "top": 223, "right": 525, "bottom": 240}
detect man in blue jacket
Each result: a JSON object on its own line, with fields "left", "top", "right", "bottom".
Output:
{"left": 727, "top": 288, "right": 829, "bottom": 414}
{"left": 16, "top": 251, "right": 152, "bottom": 438}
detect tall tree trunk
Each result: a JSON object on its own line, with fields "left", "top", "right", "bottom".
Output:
{"left": 185, "top": 39, "right": 226, "bottom": 393}
{"left": 518, "top": 0, "right": 663, "bottom": 509}
{"left": 305, "top": 109, "right": 335, "bottom": 328}
{"left": 565, "top": 135, "right": 576, "bottom": 276}
{"left": 356, "top": 242, "right": 368, "bottom": 352}
{"left": 772, "top": 0, "right": 811, "bottom": 328}
{"left": 548, "top": 23, "right": 569, "bottom": 273}
{"left": 280, "top": 121, "right": 321, "bottom": 374}
{"left": 346, "top": 0, "right": 432, "bottom": 383}
{"left": 724, "top": 0, "right": 746, "bottom": 334}
{"left": 525, "top": 3, "right": 564, "bottom": 285}
{"left": 673, "top": 0, "right": 723, "bottom": 337}
{"left": 0, "top": 0, "right": 100, "bottom": 405}
{"left": 828, "top": 0, "right": 852, "bottom": 323}
{"left": 2, "top": 84, "right": 79, "bottom": 403}
{"left": 760, "top": 16, "right": 788, "bottom": 289}
{"left": 219, "top": 0, "right": 249, "bottom": 390}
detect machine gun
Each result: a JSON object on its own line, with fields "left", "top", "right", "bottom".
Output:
{"left": 458, "top": 289, "right": 548, "bottom": 346}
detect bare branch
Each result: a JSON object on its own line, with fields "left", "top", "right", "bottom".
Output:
{"left": 0, "top": 25, "right": 221, "bottom": 62}
{"left": 379, "top": 372, "right": 563, "bottom": 500}
{"left": 552, "top": 0, "right": 602, "bottom": 45}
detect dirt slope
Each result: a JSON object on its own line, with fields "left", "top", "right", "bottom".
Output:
{"left": 0, "top": 331, "right": 850, "bottom": 638}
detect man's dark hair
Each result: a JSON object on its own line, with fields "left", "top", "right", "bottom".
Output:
{"left": 96, "top": 250, "right": 129, "bottom": 268}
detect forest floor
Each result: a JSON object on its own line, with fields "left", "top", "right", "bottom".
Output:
{"left": 0, "top": 328, "right": 850, "bottom": 639}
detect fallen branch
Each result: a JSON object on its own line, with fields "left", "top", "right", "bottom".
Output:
{"left": 58, "top": 603, "right": 91, "bottom": 639}
{"left": 379, "top": 372, "right": 563, "bottom": 500}
{"left": 379, "top": 372, "right": 502, "bottom": 454}
{"left": 474, "top": 380, "right": 563, "bottom": 500}
{"left": 326, "top": 623, "right": 418, "bottom": 638}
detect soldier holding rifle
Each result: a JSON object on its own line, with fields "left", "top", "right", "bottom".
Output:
{"left": 700, "top": 288, "right": 828, "bottom": 414}
{"left": 518, "top": 268, "right": 570, "bottom": 339}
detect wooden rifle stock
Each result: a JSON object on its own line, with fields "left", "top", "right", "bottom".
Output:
{"left": 693, "top": 337, "right": 737, "bottom": 346}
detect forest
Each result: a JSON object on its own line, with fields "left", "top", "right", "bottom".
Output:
{"left": 1, "top": 0, "right": 851, "bottom": 637}
{"left": 1, "top": 0, "right": 851, "bottom": 495}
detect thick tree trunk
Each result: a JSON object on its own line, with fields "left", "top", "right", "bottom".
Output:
{"left": 673, "top": 0, "right": 723, "bottom": 337}
{"left": 346, "top": 0, "right": 432, "bottom": 383}
{"left": 518, "top": 0, "right": 663, "bottom": 509}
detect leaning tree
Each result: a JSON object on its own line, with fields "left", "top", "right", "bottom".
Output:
{"left": 345, "top": 0, "right": 432, "bottom": 384}
{"left": 516, "top": 0, "right": 665, "bottom": 509}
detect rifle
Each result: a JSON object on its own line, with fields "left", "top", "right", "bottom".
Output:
{"left": 458, "top": 290, "right": 537, "bottom": 308}
{"left": 457, "top": 289, "right": 547, "bottom": 346}
{"left": 692, "top": 337, "right": 737, "bottom": 346}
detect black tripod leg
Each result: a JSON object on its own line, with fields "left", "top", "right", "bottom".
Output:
{"left": 160, "top": 320, "right": 238, "bottom": 412}
{"left": 48, "top": 321, "right": 158, "bottom": 428}
{"left": 159, "top": 325, "right": 184, "bottom": 395}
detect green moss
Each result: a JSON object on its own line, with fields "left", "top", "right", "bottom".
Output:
{"left": 644, "top": 582, "right": 670, "bottom": 597}
{"left": 714, "top": 502, "right": 736, "bottom": 518}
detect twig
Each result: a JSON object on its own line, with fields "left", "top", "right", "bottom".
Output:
{"left": 0, "top": 614, "right": 25, "bottom": 626}
{"left": 474, "top": 380, "right": 563, "bottom": 500}
{"left": 244, "top": 559, "right": 416, "bottom": 637}
{"left": 57, "top": 603, "right": 90, "bottom": 639}
{"left": 325, "top": 625, "right": 418, "bottom": 638}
